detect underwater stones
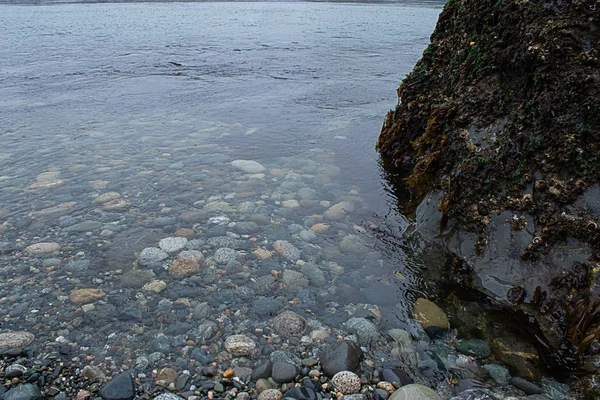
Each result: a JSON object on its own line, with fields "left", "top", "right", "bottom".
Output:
{"left": 81, "top": 365, "right": 107, "bottom": 382}
{"left": 338, "top": 235, "right": 369, "bottom": 254}
{"left": 282, "top": 199, "right": 300, "bottom": 208}
{"left": 214, "top": 247, "right": 237, "bottom": 264}
{"left": 25, "top": 242, "right": 60, "bottom": 255}
{"left": 257, "top": 389, "right": 282, "bottom": 400}
{"left": 231, "top": 160, "right": 266, "bottom": 174}
{"left": 456, "top": 339, "right": 491, "bottom": 359}
{"left": 28, "top": 179, "right": 63, "bottom": 190}
{"left": 331, "top": 371, "right": 361, "bottom": 394}
{"left": 224, "top": 334, "right": 256, "bottom": 356}
{"left": 388, "top": 384, "right": 442, "bottom": 400}
{"left": 509, "top": 377, "right": 543, "bottom": 395}
{"left": 273, "top": 311, "right": 307, "bottom": 337}
{"left": 345, "top": 318, "right": 379, "bottom": 346}
{"left": 96, "top": 192, "right": 132, "bottom": 211}
{"left": 271, "top": 362, "right": 299, "bottom": 383}
{"left": 154, "top": 394, "right": 185, "bottom": 400}
{"left": 282, "top": 270, "right": 309, "bottom": 288}
{"left": 484, "top": 364, "right": 510, "bottom": 385}
{"left": 138, "top": 247, "right": 169, "bottom": 266}
{"left": 310, "top": 223, "right": 329, "bottom": 233}
{"left": 178, "top": 210, "right": 206, "bottom": 224}
{"left": 324, "top": 201, "right": 354, "bottom": 221}
{"left": 99, "top": 372, "right": 136, "bottom": 400}
{"left": 119, "top": 269, "right": 155, "bottom": 288}
{"left": 3, "top": 384, "right": 43, "bottom": 400}
{"left": 159, "top": 237, "right": 188, "bottom": 253}
{"left": 412, "top": 298, "right": 448, "bottom": 329}
{"left": 0, "top": 331, "right": 34, "bottom": 349}
{"left": 174, "top": 228, "right": 195, "bottom": 238}
{"left": 177, "top": 250, "right": 204, "bottom": 263}
{"left": 321, "top": 341, "right": 363, "bottom": 377}
{"left": 169, "top": 258, "right": 201, "bottom": 278}
{"left": 273, "top": 240, "right": 300, "bottom": 262}
{"left": 490, "top": 336, "right": 540, "bottom": 381}
{"left": 70, "top": 288, "right": 105, "bottom": 304}
{"left": 95, "top": 192, "right": 121, "bottom": 204}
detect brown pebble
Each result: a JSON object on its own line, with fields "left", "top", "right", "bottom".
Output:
{"left": 175, "top": 228, "right": 195, "bottom": 239}
{"left": 11, "top": 378, "right": 20, "bottom": 385}
{"left": 377, "top": 381, "right": 395, "bottom": 394}
{"left": 223, "top": 368, "right": 235, "bottom": 378}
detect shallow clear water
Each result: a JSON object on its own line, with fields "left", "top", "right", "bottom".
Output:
{"left": 0, "top": 0, "right": 466, "bottom": 395}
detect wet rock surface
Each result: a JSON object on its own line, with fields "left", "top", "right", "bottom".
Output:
{"left": 378, "top": 0, "right": 600, "bottom": 396}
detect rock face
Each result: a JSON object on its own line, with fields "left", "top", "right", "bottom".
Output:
{"left": 377, "top": 0, "right": 600, "bottom": 388}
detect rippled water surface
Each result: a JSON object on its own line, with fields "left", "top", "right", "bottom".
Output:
{"left": 0, "top": 1, "right": 481, "bottom": 397}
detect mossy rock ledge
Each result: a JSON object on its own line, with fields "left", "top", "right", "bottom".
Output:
{"left": 378, "top": 0, "right": 600, "bottom": 395}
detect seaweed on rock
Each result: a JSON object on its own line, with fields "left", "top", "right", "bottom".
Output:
{"left": 378, "top": 0, "right": 600, "bottom": 394}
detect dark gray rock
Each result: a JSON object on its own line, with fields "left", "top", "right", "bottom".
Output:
{"left": 99, "top": 372, "right": 136, "bottom": 400}
{"left": 456, "top": 340, "right": 491, "bottom": 359}
{"left": 3, "top": 384, "right": 43, "bottom": 400}
{"left": 510, "top": 377, "right": 544, "bottom": 395}
{"left": 283, "top": 386, "right": 317, "bottom": 400}
{"left": 252, "top": 360, "right": 272, "bottom": 381}
{"left": 321, "top": 340, "right": 363, "bottom": 377}
{"left": 271, "top": 361, "right": 298, "bottom": 383}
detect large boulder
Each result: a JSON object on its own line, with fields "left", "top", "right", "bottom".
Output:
{"left": 377, "top": 0, "right": 600, "bottom": 391}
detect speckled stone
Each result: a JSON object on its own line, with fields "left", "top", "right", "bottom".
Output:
{"left": 273, "top": 311, "right": 307, "bottom": 337}
{"left": 257, "top": 389, "right": 282, "bottom": 400}
{"left": 158, "top": 237, "right": 188, "bottom": 253}
{"left": 331, "top": 371, "right": 361, "bottom": 394}
{"left": 224, "top": 334, "right": 256, "bottom": 356}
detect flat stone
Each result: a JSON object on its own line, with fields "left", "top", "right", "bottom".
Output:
{"left": 99, "top": 372, "right": 136, "bottom": 400}
{"left": 81, "top": 365, "right": 107, "bottom": 382}
{"left": 139, "top": 247, "right": 169, "bottom": 266}
{"left": 70, "top": 288, "right": 105, "bottom": 304}
{"left": 324, "top": 201, "right": 354, "bottom": 221}
{"left": 0, "top": 331, "right": 34, "bottom": 348}
{"left": 95, "top": 192, "right": 121, "bottom": 204}
{"left": 143, "top": 280, "right": 167, "bottom": 293}
{"left": 159, "top": 237, "right": 188, "bottom": 253}
{"left": 231, "top": 160, "right": 266, "bottom": 174}
{"left": 25, "top": 242, "right": 60, "bottom": 255}
{"left": 388, "top": 384, "right": 443, "bottom": 400}
{"left": 169, "top": 259, "right": 201, "bottom": 278}
{"left": 412, "top": 298, "right": 448, "bottom": 329}
{"left": 509, "top": 377, "right": 544, "bottom": 395}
